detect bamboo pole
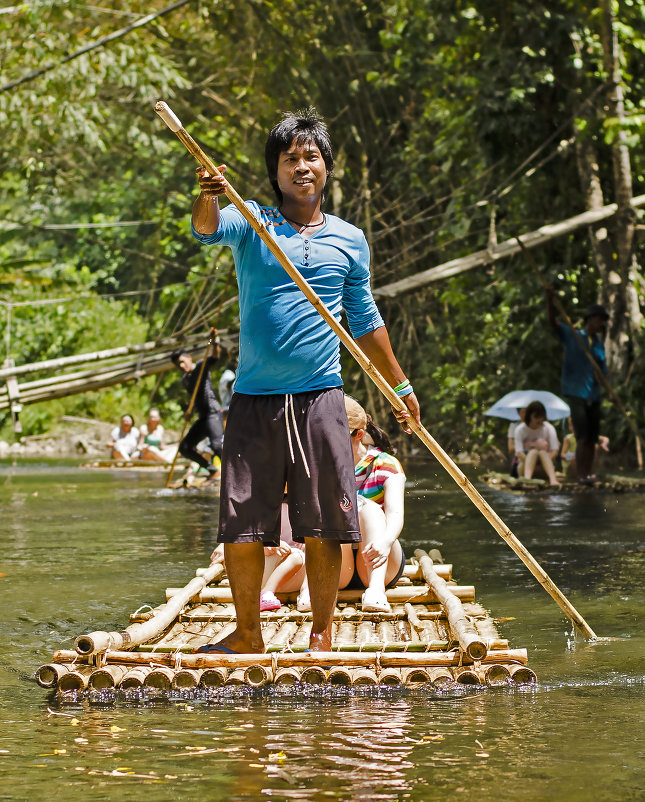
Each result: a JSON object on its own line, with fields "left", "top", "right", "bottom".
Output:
{"left": 481, "top": 664, "right": 511, "bottom": 686}
{"left": 508, "top": 664, "right": 538, "bottom": 684}
{"left": 517, "top": 236, "right": 643, "bottom": 471}
{"left": 402, "top": 667, "right": 432, "bottom": 684}
{"left": 351, "top": 667, "right": 378, "bottom": 686}
{"left": 155, "top": 100, "right": 596, "bottom": 641}
{"left": 165, "top": 584, "right": 476, "bottom": 604}
{"left": 121, "top": 666, "right": 152, "bottom": 689}
{"left": 52, "top": 647, "right": 528, "bottom": 669}
{"left": 273, "top": 667, "right": 300, "bottom": 685}
{"left": 454, "top": 668, "right": 480, "bottom": 685}
{"left": 328, "top": 666, "right": 354, "bottom": 685}
{"left": 300, "top": 665, "right": 327, "bottom": 684}
{"left": 165, "top": 328, "right": 215, "bottom": 488}
{"left": 145, "top": 666, "right": 174, "bottom": 690}
{"left": 414, "top": 549, "right": 487, "bottom": 660}
{"left": 89, "top": 665, "right": 129, "bottom": 690}
{"left": 74, "top": 563, "right": 224, "bottom": 656}
{"left": 58, "top": 665, "right": 93, "bottom": 692}
{"left": 34, "top": 663, "right": 71, "bottom": 689}
{"left": 244, "top": 665, "right": 273, "bottom": 687}
{"left": 173, "top": 668, "right": 202, "bottom": 689}
{"left": 377, "top": 667, "right": 403, "bottom": 686}
{"left": 199, "top": 667, "right": 227, "bottom": 687}
{"left": 426, "top": 667, "right": 455, "bottom": 687}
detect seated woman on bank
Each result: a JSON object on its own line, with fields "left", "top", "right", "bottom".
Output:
{"left": 107, "top": 414, "right": 139, "bottom": 460}
{"left": 513, "top": 400, "right": 560, "bottom": 486}
{"left": 337, "top": 396, "right": 406, "bottom": 614}
{"left": 137, "top": 408, "right": 167, "bottom": 462}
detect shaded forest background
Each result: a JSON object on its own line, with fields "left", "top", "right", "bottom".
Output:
{"left": 1, "top": 0, "right": 643, "bottom": 461}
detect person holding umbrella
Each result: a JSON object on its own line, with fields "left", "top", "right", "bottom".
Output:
{"left": 546, "top": 290, "right": 608, "bottom": 485}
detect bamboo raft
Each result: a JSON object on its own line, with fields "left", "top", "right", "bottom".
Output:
{"left": 482, "top": 471, "right": 645, "bottom": 493}
{"left": 35, "top": 549, "right": 537, "bottom": 696}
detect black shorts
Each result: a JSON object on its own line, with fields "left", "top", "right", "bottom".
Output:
{"left": 345, "top": 549, "right": 406, "bottom": 590}
{"left": 217, "top": 388, "right": 361, "bottom": 546}
{"left": 566, "top": 396, "right": 601, "bottom": 444}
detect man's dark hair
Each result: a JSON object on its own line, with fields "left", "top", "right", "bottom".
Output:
{"left": 171, "top": 348, "right": 189, "bottom": 367}
{"left": 265, "top": 108, "right": 334, "bottom": 204}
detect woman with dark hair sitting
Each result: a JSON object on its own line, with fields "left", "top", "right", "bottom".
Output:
{"left": 513, "top": 400, "right": 560, "bottom": 486}
{"left": 339, "top": 395, "right": 406, "bottom": 614}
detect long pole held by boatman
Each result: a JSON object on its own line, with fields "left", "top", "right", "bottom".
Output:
{"left": 154, "top": 100, "right": 597, "bottom": 641}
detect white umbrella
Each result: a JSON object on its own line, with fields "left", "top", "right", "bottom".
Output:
{"left": 484, "top": 390, "right": 570, "bottom": 421}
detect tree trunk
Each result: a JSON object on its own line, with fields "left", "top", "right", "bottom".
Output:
{"left": 596, "top": 0, "right": 643, "bottom": 374}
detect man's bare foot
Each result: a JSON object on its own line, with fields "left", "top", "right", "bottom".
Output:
{"left": 209, "top": 629, "right": 264, "bottom": 654}
{"left": 308, "top": 631, "right": 332, "bottom": 652}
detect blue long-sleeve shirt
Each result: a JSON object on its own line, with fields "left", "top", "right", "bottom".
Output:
{"left": 192, "top": 202, "right": 384, "bottom": 395}
{"left": 555, "top": 323, "right": 607, "bottom": 402}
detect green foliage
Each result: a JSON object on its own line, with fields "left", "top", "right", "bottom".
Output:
{"left": 0, "top": 0, "right": 643, "bottom": 461}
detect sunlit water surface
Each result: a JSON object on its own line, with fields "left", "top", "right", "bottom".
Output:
{"left": 1, "top": 459, "right": 643, "bottom": 801}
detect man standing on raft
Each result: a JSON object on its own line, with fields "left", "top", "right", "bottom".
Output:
{"left": 191, "top": 109, "right": 420, "bottom": 653}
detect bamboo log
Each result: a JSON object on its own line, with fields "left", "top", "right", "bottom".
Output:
{"left": 168, "top": 584, "right": 476, "bottom": 604}
{"left": 34, "top": 663, "right": 72, "bottom": 689}
{"left": 144, "top": 666, "right": 174, "bottom": 690}
{"left": 403, "top": 563, "right": 452, "bottom": 581}
{"left": 75, "top": 563, "right": 224, "bottom": 656}
{"left": 508, "top": 664, "right": 538, "bottom": 685}
{"left": 402, "top": 667, "right": 432, "bottom": 684}
{"left": 481, "top": 664, "right": 511, "bottom": 687}
{"left": 426, "top": 667, "right": 455, "bottom": 687}
{"left": 244, "top": 665, "right": 273, "bottom": 687}
{"left": 224, "top": 668, "right": 247, "bottom": 685}
{"left": 155, "top": 100, "right": 595, "bottom": 639}
{"left": 199, "top": 667, "right": 227, "bottom": 687}
{"left": 273, "top": 667, "right": 300, "bottom": 685}
{"left": 299, "top": 666, "right": 327, "bottom": 685}
{"left": 58, "top": 665, "right": 94, "bottom": 692}
{"left": 121, "top": 666, "right": 153, "bottom": 689}
{"left": 89, "top": 665, "right": 129, "bottom": 690}
{"left": 414, "top": 549, "right": 487, "bottom": 660}
{"left": 377, "top": 668, "right": 403, "bottom": 686}
{"left": 328, "top": 666, "right": 354, "bottom": 686}
{"left": 172, "top": 668, "right": 202, "bottom": 689}
{"left": 52, "top": 647, "right": 529, "bottom": 668}
{"left": 351, "top": 667, "right": 378, "bottom": 686}
{"left": 454, "top": 668, "right": 480, "bottom": 685}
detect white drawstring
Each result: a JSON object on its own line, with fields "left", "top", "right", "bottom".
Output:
{"left": 285, "top": 394, "right": 311, "bottom": 478}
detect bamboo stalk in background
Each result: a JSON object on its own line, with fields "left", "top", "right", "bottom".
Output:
{"left": 517, "top": 236, "right": 643, "bottom": 471}
{"left": 74, "top": 563, "right": 224, "bottom": 656}
{"left": 414, "top": 549, "right": 487, "bottom": 660}
{"left": 165, "top": 328, "right": 216, "bottom": 487}
{"left": 155, "top": 100, "right": 596, "bottom": 641}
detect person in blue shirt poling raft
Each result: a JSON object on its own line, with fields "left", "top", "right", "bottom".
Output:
{"left": 546, "top": 288, "right": 608, "bottom": 486}
{"left": 191, "top": 108, "right": 421, "bottom": 653}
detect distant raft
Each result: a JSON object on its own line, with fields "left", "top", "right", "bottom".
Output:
{"left": 482, "top": 471, "right": 645, "bottom": 493}
{"left": 35, "top": 549, "right": 537, "bottom": 695}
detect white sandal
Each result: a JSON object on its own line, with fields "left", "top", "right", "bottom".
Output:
{"left": 361, "top": 588, "right": 391, "bottom": 613}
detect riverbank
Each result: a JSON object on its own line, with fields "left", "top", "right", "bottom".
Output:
{"left": 0, "top": 416, "right": 181, "bottom": 460}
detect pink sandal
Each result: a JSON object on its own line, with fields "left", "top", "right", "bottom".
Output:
{"left": 260, "top": 591, "right": 281, "bottom": 611}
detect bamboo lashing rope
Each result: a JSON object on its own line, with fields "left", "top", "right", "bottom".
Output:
{"left": 154, "top": 100, "right": 596, "bottom": 641}
{"left": 516, "top": 235, "right": 643, "bottom": 470}
{"left": 165, "top": 326, "right": 216, "bottom": 488}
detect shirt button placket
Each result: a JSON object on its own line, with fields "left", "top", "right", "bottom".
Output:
{"left": 303, "top": 239, "right": 310, "bottom": 267}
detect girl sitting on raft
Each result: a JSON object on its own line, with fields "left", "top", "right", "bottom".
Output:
{"left": 514, "top": 399, "right": 560, "bottom": 486}
{"left": 338, "top": 395, "right": 406, "bottom": 613}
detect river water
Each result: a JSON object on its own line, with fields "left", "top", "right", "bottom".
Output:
{"left": 0, "top": 459, "right": 643, "bottom": 801}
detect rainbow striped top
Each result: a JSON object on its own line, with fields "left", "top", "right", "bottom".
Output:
{"left": 355, "top": 446, "right": 405, "bottom": 509}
